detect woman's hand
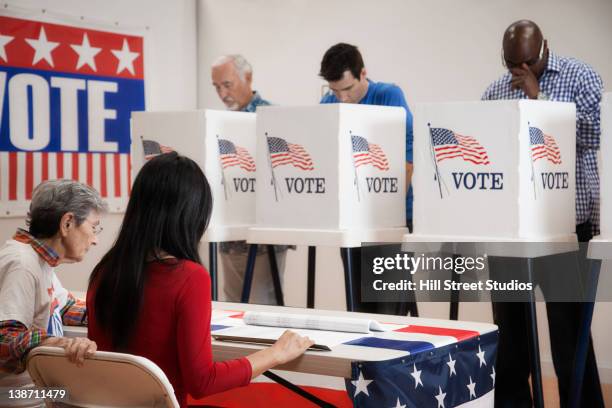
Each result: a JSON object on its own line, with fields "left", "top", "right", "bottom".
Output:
{"left": 246, "top": 330, "right": 314, "bottom": 378}
{"left": 40, "top": 336, "right": 97, "bottom": 367}
{"left": 269, "top": 330, "right": 314, "bottom": 365}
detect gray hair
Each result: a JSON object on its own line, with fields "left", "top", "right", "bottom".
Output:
{"left": 27, "top": 179, "right": 108, "bottom": 238}
{"left": 211, "top": 54, "right": 253, "bottom": 82}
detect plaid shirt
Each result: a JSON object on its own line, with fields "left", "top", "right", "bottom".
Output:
{"left": 482, "top": 52, "right": 604, "bottom": 235}
{"left": 13, "top": 228, "right": 60, "bottom": 267}
{"left": 0, "top": 229, "right": 87, "bottom": 373}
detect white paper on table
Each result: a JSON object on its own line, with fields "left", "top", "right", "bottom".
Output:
{"left": 243, "top": 311, "right": 387, "bottom": 333}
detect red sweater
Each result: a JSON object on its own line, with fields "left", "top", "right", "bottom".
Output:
{"left": 87, "top": 260, "right": 252, "bottom": 407}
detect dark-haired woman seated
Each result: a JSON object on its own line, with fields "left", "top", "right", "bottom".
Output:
{"left": 86, "top": 152, "right": 313, "bottom": 407}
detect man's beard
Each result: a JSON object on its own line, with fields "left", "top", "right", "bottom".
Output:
{"left": 224, "top": 99, "right": 241, "bottom": 111}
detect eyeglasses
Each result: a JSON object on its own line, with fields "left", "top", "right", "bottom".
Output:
{"left": 92, "top": 224, "right": 103, "bottom": 235}
{"left": 84, "top": 219, "right": 103, "bottom": 235}
{"left": 501, "top": 40, "right": 545, "bottom": 69}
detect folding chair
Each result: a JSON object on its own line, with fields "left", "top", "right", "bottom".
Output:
{"left": 26, "top": 346, "right": 179, "bottom": 407}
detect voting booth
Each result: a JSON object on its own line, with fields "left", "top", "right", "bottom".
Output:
{"left": 409, "top": 100, "right": 577, "bottom": 241}
{"left": 248, "top": 104, "right": 408, "bottom": 247}
{"left": 131, "top": 110, "right": 257, "bottom": 241}
{"left": 598, "top": 93, "right": 612, "bottom": 239}
{"left": 589, "top": 92, "right": 612, "bottom": 259}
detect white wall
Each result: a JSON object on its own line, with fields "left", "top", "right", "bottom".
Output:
{"left": 197, "top": 0, "right": 612, "bottom": 108}
{"left": 0, "top": 0, "right": 198, "bottom": 290}
{"left": 197, "top": 0, "right": 612, "bottom": 382}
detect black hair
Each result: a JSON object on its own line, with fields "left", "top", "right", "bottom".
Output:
{"left": 89, "top": 152, "right": 213, "bottom": 350}
{"left": 319, "top": 43, "right": 364, "bottom": 82}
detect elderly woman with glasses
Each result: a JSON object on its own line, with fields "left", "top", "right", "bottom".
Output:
{"left": 0, "top": 179, "right": 107, "bottom": 407}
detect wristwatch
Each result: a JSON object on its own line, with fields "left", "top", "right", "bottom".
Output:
{"left": 536, "top": 91, "right": 549, "bottom": 101}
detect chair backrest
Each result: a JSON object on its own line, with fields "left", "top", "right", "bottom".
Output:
{"left": 26, "top": 346, "right": 179, "bottom": 408}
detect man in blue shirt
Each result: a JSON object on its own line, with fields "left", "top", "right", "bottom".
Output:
{"left": 319, "top": 43, "right": 416, "bottom": 315}
{"left": 319, "top": 43, "right": 414, "bottom": 226}
{"left": 483, "top": 21, "right": 604, "bottom": 407}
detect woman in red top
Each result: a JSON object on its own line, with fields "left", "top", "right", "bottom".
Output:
{"left": 87, "top": 152, "right": 313, "bottom": 407}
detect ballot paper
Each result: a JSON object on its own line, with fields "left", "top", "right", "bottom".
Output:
{"left": 210, "top": 310, "right": 401, "bottom": 350}
{"left": 243, "top": 311, "right": 386, "bottom": 334}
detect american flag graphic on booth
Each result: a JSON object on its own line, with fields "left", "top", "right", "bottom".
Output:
{"left": 529, "top": 126, "right": 562, "bottom": 164}
{"left": 430, "top": 127, "right": 491, "bottom": 165}
{"left": 142, "top": 140, "right": 174, "bottom": 161}
{"left": 218, "top": 138, "right": 256, "bottom": 172}
{"left": 267, "top": 136, "right": 314, "bottom": 171}
{"left": 0, "top": 15, "right": 145, "bottom": 214}
{"left": 351, "top": 134, "right": 389, "bottom": 171}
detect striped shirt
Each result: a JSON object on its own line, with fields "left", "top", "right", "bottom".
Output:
{"left": 482, "top": 52, "right": 604, "bottom": 235}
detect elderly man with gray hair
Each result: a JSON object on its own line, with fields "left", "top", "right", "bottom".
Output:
{"left": 211, "top": 54, "right": 271, "bottom": 112}
{"left": 211, "top": 54, "right": 290, "bottom": 305}
{"left": 0, "top": 179, "right": 107, "bottom": 407}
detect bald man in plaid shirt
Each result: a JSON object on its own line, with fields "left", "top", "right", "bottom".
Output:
{"left": 483, "top": 20, "right": 604, "bottom": 407}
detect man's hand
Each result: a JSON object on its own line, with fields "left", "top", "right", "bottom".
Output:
{"left": 40, "top": 336, "right": 97, "bottom": 367}
{"left": 510, "top": 63, "right": 540, "bottom": 99}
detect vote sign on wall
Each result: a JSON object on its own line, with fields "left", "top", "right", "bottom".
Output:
{"left": 0, "top": 14, "right": 145, "bottom": 215}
